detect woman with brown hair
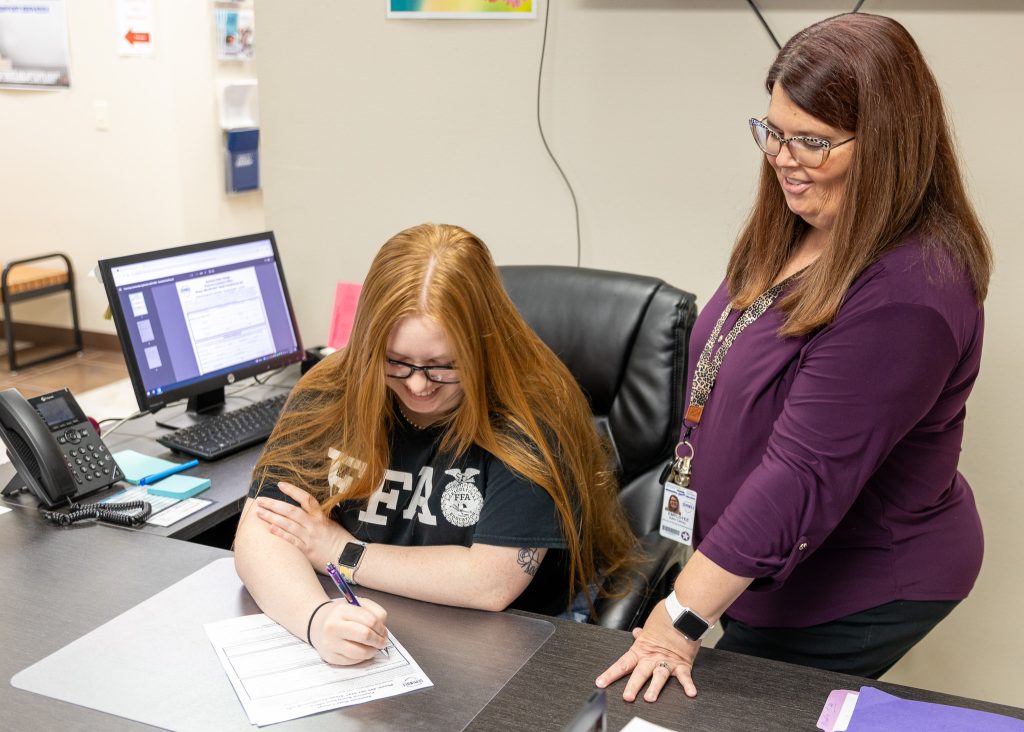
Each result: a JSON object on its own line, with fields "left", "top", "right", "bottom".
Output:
{"left": 235, "top": 222, "right": 636, "bottom": 665}
{"left": 598, "top": 13, "right": 992, "bottom": 700}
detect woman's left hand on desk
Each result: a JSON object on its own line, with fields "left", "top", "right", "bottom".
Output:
{"left": 595, "top": 599, "right": 700, "bottom": 701}
{"left": 254, "top": 482, "right": 350, "bottom": 572}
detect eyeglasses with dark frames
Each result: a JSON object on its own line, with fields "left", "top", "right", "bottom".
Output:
{"left": 749, "top": 117, "right": 855, "bottom": 169}
{"left": 385, "top": 358, "right": 460, "bottom": 384}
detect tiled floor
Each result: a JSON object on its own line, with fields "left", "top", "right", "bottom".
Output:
{"left": 0, "top": 346, "right": 129, "bottom": 399}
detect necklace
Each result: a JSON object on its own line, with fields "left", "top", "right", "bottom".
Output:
{"left": 397, "top": 404, "right": 431, "bottom": 430}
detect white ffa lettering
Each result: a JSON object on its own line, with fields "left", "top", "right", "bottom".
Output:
{"left": 358, "top": 469, "right": 410, "bottom": 526}
{"left": 327, "top": 448, "right": 366, "bottom": 494}
{"left": 328, "top": 447, "right": 438, "bottom": 526}
{"left": 402, "top": 467, "right": 436, "bottom": 525}
{"left": 357, "top": 466, "right": 437, "bottom": 526}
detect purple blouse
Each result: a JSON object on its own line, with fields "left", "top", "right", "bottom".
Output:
{"left": 691, "top": 239, "right": 985, "bottom": 627}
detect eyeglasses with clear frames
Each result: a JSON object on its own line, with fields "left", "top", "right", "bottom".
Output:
{"left": 385, "top": 358, "right": 460, "bottom": 384}
{"left": 749, "top": 117, "right": 855, "bottom": 169}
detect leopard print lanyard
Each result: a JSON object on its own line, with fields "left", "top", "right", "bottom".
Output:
{"left": 668, "top": 276, "right": 793, "bottom": 487}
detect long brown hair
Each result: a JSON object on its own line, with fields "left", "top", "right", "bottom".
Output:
{"left": 253, "top": 223, "right": 636, "bottom": 608}
{"left": 728, "top": 12, "right": 992, "bottom": 336}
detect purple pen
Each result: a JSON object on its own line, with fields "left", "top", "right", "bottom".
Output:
{"left": 325, "top": 562, "right": 389, "bottom": 658}
{"left": 324, "top": 562, "right": 360, "bottom": 605}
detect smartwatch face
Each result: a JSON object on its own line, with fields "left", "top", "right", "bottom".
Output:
{"left": 673, "top": 610, "right": 709, "bottom": 641}
{"left": 339, "top": 542, "right": 365, "bottom": 568}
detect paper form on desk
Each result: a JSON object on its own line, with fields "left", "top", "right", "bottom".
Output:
{"left": 204, "top": 612, "right": 432, "bottom": 727}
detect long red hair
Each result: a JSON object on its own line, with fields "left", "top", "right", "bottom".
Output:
{"left": 253, "top": 223, "right": 637, "bottom": 609}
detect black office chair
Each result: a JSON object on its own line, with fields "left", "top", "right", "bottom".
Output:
{"left": 499, "top": 265, "right": 698, "bottom": 630}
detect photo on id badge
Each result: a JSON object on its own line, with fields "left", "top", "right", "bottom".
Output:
{"left": 660, "top": 480, "right": 696, "bottom": 546}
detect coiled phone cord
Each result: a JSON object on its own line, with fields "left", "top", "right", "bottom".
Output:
{"left": 40, "top": 499, "right": 153, "bottom": 527}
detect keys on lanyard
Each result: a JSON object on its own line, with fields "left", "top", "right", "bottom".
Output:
{"left": 670, "top": 440, "right": 694, "bottom": 487}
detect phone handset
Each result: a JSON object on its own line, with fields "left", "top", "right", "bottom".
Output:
{"left": 0, "top": 388, "right": 150, "bottom": 526}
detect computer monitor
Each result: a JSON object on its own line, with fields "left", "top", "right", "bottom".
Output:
{"left": 98, "top": 232, "right": 303, "bottom": 430}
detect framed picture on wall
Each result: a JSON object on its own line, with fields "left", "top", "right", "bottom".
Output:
{"left": 0, "top": 0, "right": 71, "bottom": 90}
{"left": 387, "top": 0, "right": 535, "bottom": 20}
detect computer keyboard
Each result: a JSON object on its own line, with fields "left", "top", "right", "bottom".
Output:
{"left": 157, "top": 393, "right": 288, "bottom": 461}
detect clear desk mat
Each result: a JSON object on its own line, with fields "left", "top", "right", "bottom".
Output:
{"left": 12, "top": 557, "right": 555, "bottom": 730}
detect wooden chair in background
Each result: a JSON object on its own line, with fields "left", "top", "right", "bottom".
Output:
{"left": 1, "top": 254, "right": 83, "bottom": 372}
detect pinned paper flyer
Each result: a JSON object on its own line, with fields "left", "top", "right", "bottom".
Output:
{"left": 327, "top": 282, "right": 362, "bottom": 349}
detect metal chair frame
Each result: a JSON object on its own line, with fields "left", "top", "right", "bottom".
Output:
{"left": 1, "top": 253, "right": 83, "bottom": 372}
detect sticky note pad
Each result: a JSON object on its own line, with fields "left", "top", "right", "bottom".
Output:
{"left": 145, "top": 475, "right": 211, "bottom": 499}
{"left": 112, "top": 449, "right": 182, "bottom": 485}
{"left": 112, "top": 449, "right": 211, "bottom": 499}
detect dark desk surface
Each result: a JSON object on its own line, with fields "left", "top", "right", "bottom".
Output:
{"left": 3, "top": 505, "right": 1023, "bottom": 731}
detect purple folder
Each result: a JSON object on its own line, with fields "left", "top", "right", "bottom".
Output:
{"left": 846, "top": 687, "right": 1024, "bottom": 731}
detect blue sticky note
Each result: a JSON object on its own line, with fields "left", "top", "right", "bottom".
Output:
{"left": 112, "top": 449, "right": 211, "bottom": 498}
{"left": 112, "top": 449, "right": 181, "bottom": 485}
{"left": 145, "top": 475, "right": 211, "bottom": 499}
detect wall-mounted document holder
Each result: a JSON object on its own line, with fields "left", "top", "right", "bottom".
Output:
{"left": 219, "top": 80, "right": 259, "bottom": 130}
{"left": 225, "top": 128, "right": 259, "bottom": 193}
{"left": 220, "top": 80, "right": 260, "bottom": 194}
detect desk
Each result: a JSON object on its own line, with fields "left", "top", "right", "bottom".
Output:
{"left": 0, "top": 373, "right": 296, "bottom": 541}
{"left": 3, "top": 505, "right": 1023, "bottom": 731}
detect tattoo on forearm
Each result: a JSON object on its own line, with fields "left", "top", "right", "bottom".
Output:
{"left": 517, "top": 547, "right": 540, "bottom": 577}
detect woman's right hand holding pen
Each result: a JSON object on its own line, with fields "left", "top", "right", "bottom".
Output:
{"left": 309, "top": 598, "right": 389, "bottom": 665}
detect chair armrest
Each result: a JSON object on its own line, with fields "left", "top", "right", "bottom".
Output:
{"left": 591, "top": 531, "right": 688, "bottom": 631}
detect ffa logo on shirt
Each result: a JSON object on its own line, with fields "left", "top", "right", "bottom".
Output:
{"left": 440, "top": 468, "right": 483, "bottom": 528}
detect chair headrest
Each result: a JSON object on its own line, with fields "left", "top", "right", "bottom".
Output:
{"left": 500, "top": 265, "right": 697, "bottom": 483}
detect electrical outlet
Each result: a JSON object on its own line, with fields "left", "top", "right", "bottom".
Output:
{"left": 94, "top": 100, "right": 110, "bottom": 131}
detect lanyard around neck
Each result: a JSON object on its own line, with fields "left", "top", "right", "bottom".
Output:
{"left": 684, "top": 277, "right": 791, "bottom": 427}
{"left": 665, "top": 272, "right": 803, "bottom": 488}
{"left": 667, "top": 276, "right": 793, "bottom": 487}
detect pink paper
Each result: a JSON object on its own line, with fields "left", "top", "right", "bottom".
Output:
{"left": 818, "top": 689, "right": 859, "bottom": 732}
{"left": 327, "top": 282, "right": 362, "bottom": 349}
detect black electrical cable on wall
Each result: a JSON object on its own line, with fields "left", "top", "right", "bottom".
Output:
{"left": 536, "top": 0, "right": 582, "bottom": 267}
{"left": 747, "top": 0, "right": 867, "bottom": 51}
{"left": 536, "top": 1, "right": 869, "bottom": 265}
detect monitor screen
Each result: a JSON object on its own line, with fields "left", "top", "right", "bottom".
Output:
{"left": 98, "top": 232, "right": 303, "bottom": 425}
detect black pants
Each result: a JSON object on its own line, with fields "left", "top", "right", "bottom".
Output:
{"left": 715, "top": 599, "right": 959, "bottom": 679}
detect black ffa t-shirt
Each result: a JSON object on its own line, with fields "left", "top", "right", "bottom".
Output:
{"left": 250, "top": 417, "right": 573, "bottom": 616}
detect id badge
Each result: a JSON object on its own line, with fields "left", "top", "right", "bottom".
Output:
{"left": 659, "top": 479, "right": 696, "bottom": 546}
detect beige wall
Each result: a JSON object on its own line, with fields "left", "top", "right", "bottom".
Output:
{"left": 0, "top": 0, "right": 264, "bottom": 332}
{"left": 256, "top": 0, "right": 1024, "bottom": 708}
{"left": 2, "top": 0, "right": 1020, "bottom": 710}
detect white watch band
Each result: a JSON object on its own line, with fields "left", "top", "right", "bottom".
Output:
{"left": 664, "top": 590, "right": 715, "bottom": 635}
{"left": 664, "top": 589, "right": 686, "bottom": 622}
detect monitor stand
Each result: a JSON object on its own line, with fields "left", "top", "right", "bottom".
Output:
{"left": 154, "top": 387, "right": 249, "bottom": 431}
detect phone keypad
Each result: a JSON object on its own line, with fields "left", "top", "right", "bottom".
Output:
{"left": 59, "top": 427, "right": 120, "bottom": 488}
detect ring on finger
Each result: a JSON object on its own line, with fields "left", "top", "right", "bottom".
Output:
{"left": 656, "top": 661, "right": 671, "bottom": 671}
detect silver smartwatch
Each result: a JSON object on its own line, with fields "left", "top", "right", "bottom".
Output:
{"left": 337, "top": 540, "right": 366, "bottom": 584}
{"left": 664, "top": 590, "right": 714, "bottom": 642}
